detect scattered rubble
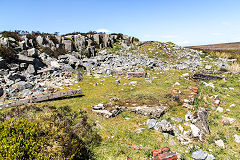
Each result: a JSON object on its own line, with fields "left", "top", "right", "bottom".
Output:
{"left": 126, "top": 105, "right": 166, "bottom": 118}
{"left": 221, "top": 116, "right": 236, "bottom": 125}
{"left": 91, "top": 103, "right": 122, "bottom": 118}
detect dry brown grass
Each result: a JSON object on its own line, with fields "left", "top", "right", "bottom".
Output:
{"left": 228, "top": 61, "right": 240, "bottom": 72}
{"left": 188, "top": 42, "right": 240, "bottom": 51}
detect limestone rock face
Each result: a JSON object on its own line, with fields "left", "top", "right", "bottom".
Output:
{"left": 63, "top": 40, "right": 74, "bottom": 52}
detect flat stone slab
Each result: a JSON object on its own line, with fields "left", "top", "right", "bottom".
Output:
{"left": 125, "top": 106, "right": 165, "bottom": 118}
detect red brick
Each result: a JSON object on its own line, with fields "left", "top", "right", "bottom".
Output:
{"left": 182, "top": 103, "right": 194, "bottom": 109}
{"left": 191, "top": 87, "right": 198, "bottom": 93}
{"left": 156, "top": 151, "right": 177, "bottom": 160}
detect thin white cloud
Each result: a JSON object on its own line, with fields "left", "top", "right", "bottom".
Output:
{"left": 176, "top": 40, "right": 192, "bottom": 46}
{"left": 221, "top": 21, "right": 231, "bottom": 27}
{"left": 143, "top": 34, "right": 153, "bottom": 38}
{"left": 211, "top": 32, "right": 223, "bottom": 36}
{"left": 162, "top": 35, "right": 179, "bottom": 39}
{"left": 96, "top": 28, "right": 112, "bottom": 33}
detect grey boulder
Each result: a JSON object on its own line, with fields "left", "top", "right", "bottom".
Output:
{"left": 191, "top": 150, "right": 208, "bottom": 160}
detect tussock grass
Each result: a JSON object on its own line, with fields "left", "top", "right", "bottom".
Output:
{"left": 228, "top": 61, "right": 240, "bottom": 72}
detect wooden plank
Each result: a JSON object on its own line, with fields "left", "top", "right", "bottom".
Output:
{"left": 127, "top": 71, "right": 147, "bottom": 78}
{"left": 0, "top": 89, "right": 82, "bottom": 109}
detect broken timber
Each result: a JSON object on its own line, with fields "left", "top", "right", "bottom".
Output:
{"left": 192, "top": 73, "right": 222, "bottom": 80}
{"left": 127, "top": 71, "right": 147, "bottom": 78}
{"left": 0, "top": 89, "right": 82, "bottom": 109}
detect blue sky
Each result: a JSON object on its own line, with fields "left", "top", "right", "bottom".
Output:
{"left": 1, "top": 0, "right": 240, "bottom": 46}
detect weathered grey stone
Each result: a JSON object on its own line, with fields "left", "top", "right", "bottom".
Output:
{"left": 0, "top": 37, "right": 9, "bottom": 46}
{"left": 147, "top": 119, "right": 157, "bottom": 129}
{"left": 6, "top": 88, "right": 19, "bottom": 98}
{"left": 234, "top": 134, "right": 240, "bottom": 143}
{"left": 5, "top": 80, "right": 14, "bottom": 86}
{"left": 36, "top": 36, "right": 44, "bottom": 45}
{"left": 92, "top": 103, "right": 105, "bottom": 110}
{"left": 190, "top": 124, "right": 201, "bottom": 138}
{"left": 50, "top": 60, "right": 60, "bottom": 68}
{"left": 19, "top": 41, "right": 27, "bottom": 50}
{"left": 191, "top": 110, "right": 210, "bottom": 135}
{"left": 63, "top": 39, "right": 74, "bottom": 52}
{"left": 13, "top": 81, "right": 33, "bottom": 90}
{"left": 26, "top": 64, "right": 35, "bottom": 74}
{"left": 0, "top": 69, "right": 8, "bottom": 76}
{"left": 20, "top": 89, "right": 32, "bottom": 98}
{"left": 61, "top": 64, "right": 74, "bottom": 72}
{"left": 17, "top": 54, "right": 34, "bottom": 63}
{"left": 126, "top": 106, "right": 165, "bottom": 118}
{"left": 27, "top": 48, "right": 38, "bottom": 57}
{"left": 191, "top": 150, "right": 208, "bottom": 160}
{"left": 215, "top": 139, "right": 225, "bottom": 148}
{"left": 91, "top": 105, "right": 122, "bottom": 118}
{"left": 205, "top": 65, "right": 212, "bottom": 70}
{"left": 32, "top": 91, "right": 43, "bottom": 96}
{"left": 171, "top": 117, "right": 184, "bottom": 123}
{"left": 205, "top": 154, "right": 216, "bottom": 160}
{"left": 154, "top": 119, "right": 173, "bottom": 132}
{"left": 93, "top": 34, "right": 101, "bottom": 45}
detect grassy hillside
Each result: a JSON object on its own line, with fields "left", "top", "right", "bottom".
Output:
{"left": 0, "top": 41, "right": 239, "bottom": 159}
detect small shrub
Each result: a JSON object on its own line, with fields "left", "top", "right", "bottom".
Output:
{"left": 41, "top": 47, "right": 67, "bottom": 58}
{"left": 1, "top": 31, "right": 21, "bottom": 41}
{"left": 208, "top": 136, "right": 215, "bottom": 144}
{"left": 0, "top": 105, "right": 101, "bottom": 159}
{"left": 0, "top": 119, "right": 55, "bottom": 159}
{"left": 0, "top": 46, "right": 17, "bottom": 60}
{"left": 217, "top": 131, "right": 227, "bottom": 143}
{"left": 49, "top": 35, "right": 59, "bottom": 44}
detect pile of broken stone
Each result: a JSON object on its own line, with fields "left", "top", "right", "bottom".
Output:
{"left": 0, "top": 31, "right": 237, "bottom": 103}
{"left": 0, "top": 32, "right": 135, "bottom": 100}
